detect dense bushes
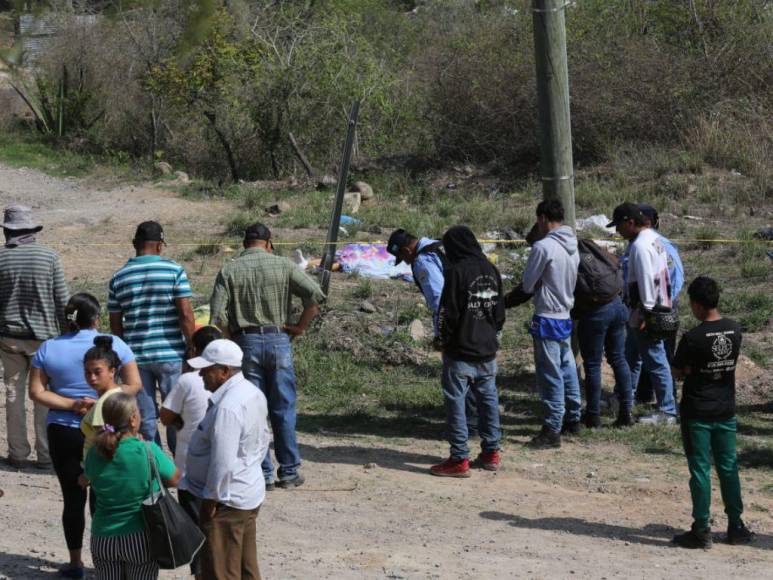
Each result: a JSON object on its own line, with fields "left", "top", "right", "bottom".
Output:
{"left": 7, "top": 0, "right": 772, "bottom": 184}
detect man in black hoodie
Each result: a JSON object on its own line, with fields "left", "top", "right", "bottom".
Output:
{"left": 432, "top": 226, "right": 505, "bottom": 478}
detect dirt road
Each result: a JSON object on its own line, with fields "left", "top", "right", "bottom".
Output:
{"left": 0, "top": 165, "right": 771, "bottom": 579}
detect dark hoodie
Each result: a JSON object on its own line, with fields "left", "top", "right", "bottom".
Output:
{"left": 438, "top": 226, "right": 505, "bottom": 362}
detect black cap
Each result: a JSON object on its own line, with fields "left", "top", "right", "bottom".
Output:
{"left": 386, "top": 228, "right": 412, "bottom": 264}
{"left": 133, "top": 221, "right": 165, "bottom": 244}
{"left": 638, "top": 204, "right": 660, "bottom": 229}
{"left": 244, "top": 222, "right": 271, "bottom": 242}
{"left": 607, "top": 203, "right": 644, "bottom": 228}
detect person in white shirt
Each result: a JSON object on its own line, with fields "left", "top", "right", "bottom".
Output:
{"left": 183, "top": 339, "right": 269, "bottom": 580}
{"left": 159, "top": 326, "right": 221, "bottom": 579}
{"left": 608, "top": 203, "right": 677, "bottom": 425}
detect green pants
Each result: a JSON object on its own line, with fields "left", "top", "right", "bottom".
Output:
{"left": 685, "top": 418, "right": 744, "bottom": 529}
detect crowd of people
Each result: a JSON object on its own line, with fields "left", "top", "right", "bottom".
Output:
{"left": 0, "top": 198, "right": 755, "bottom": 578}
{"left": 385, "top": 199, "right": 754, "bottom": 548}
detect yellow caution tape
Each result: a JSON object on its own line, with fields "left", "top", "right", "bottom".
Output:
{"left": 42, "top": 237, "right": 771, "bottom": 247}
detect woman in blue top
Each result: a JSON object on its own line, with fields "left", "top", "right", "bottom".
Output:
{"left": 28, "top": 293, "right": 141, "bottom": 579}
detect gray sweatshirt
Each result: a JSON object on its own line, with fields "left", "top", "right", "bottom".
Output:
{"left": 521, "top": 225, "right": 579, "bottom": 319}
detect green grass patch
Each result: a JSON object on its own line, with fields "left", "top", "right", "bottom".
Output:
{"left": 0, "top": 131, "right": 97, "bottom": 177}
{"left": 0, "top": 129, "right": 141, "bottom": 179}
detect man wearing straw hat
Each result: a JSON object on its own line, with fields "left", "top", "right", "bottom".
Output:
{"left": 0, "top": 204, "right": 69, "bottom": 469}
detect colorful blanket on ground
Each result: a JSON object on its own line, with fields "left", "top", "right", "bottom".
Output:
{"left": 335, "top": 244, "right": 413, "bottom": 281}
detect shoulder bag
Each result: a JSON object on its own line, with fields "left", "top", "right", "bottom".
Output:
{"left": 141, "top": 443, "right": 205, "bottom": 569}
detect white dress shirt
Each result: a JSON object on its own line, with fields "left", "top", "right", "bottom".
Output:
{"left": 182, "top": 371, "right": 269, "bottom": 510}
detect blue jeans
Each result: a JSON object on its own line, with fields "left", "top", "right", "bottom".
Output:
{"left": 236, "top": 333, "right": 300, "bottom": 482}
{"left": 636, "top": 302, "right": 679, "bottom": 402}
{"left": 533, "top": 336, "right": 582, "bottom": 432}
{"left": 577, "top": 298, "right": 632, "bottom": 416}
{"left": 440, "top": 355, "right": 501, "bottom": 460}
{"left": 625, "top": 327, "right": 677, "bottom": 416}
{"left": 137, "top": 361, "right": 182, "bottom": 453}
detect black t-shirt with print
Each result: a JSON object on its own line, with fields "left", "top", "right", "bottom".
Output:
{"left": 673, "top": 318, "right": 742, "bottom": 421}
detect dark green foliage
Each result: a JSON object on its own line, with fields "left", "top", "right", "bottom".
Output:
{"left": 4, "top": 0, "right": 771, "bottom": 185}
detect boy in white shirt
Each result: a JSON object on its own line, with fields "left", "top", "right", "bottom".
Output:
{"left": 160, "top": 325, "right": 221, "bottom": 579}
{"left": 608, "top": 203, "right": 677, "bottom": 425}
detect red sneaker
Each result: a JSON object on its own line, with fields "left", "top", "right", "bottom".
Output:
{"left": 430, "top": 457, "right": 471, "bottom": 478}
{"left": 472, "top": 450, "right": 501, "bottom": 471}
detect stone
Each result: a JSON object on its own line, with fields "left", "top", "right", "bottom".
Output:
{"left": 317, "top": 175, "right": 337, "bottom": 189}
{"left": 174, "top": 170, "right": 190, "bottom": 184}
{"left": 154, "top": 161, "right": 173, "bottom": 175}
{"left": 364, "top": 462, "right": 377, "bottom": 469}
{"left": 353, "top": 181, "right": 374, "bottom": 200}
{"left": 359, "top": 300, "right": 377, "bottom": 313}
{"left": 408, "top": 319, "right": 426, "bottom": 341}
{"left": 343, "top": 191, "right": 361, "bottom": 214}
{"left": 265, "top": 201, "right": 291, "bottom": 215}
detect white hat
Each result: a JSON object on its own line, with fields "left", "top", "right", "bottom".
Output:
{"left": 187, "top": 339, "right": 243, "bottom": 369}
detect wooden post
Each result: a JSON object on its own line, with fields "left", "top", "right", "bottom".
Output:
{"left": 532, "top": 0, "right": 576, "bottom": 229}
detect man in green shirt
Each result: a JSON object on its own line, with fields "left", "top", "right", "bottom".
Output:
{"left": 210, "top": 222, "right": 324, "bottom": 489}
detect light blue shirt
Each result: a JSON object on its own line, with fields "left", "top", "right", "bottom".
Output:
{"left": 31, "top": 330, "right": 135, "bottom": 428}
{"left": 412, "top": 238, "right": 445, "bottom": 336}
{"left": 622, "top": 231, "right": 684, "bottom": 303}
{"left": 183, "top": 372, "right": 269, "bottom": 510}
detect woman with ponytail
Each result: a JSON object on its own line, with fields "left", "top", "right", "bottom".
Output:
{"left": 79, "top": 335, "right": 138, "bottom": 460}
{"left": 28, "top": 293, "right": 140, "bottom": 579}
{"left": 85, "top": 393, "right": 179, "bottom": 579}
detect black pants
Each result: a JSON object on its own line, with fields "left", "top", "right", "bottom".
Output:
{"left": 48, "top": 424, "right": 94, "bottom": 550}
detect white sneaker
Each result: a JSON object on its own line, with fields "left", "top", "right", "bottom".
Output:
{"left": 638, "top": 412, "right": 677, "bottom": 426}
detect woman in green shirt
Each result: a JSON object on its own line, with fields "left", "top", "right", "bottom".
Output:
{"left": 84, "top": 392, "right": 179, "bottom": 579}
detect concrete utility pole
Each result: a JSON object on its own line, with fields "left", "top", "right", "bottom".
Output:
{"left": 532, "top": 0, "right": 576, "bottom": 229}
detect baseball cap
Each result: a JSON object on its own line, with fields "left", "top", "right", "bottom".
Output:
{"left": 133, "top": 221, "right": 166, "bottom": 244}
{"left": 244, "top": 222, "right": 271, "bottom": 242}
{"left": 638, "top": 204, "right": 660, "bottom": 229}
{"left": 187, "top": 339, "right": 243, "bottom": 369}
{"left": 386, "top": 228, "right": 412, "bottom": 264}
{"left": 607, "top": 203, "right": 644, "bottom": 228}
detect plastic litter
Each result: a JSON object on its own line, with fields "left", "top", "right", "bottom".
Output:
{"left": 576, "top": 214, "right": 615, "bottom": 234}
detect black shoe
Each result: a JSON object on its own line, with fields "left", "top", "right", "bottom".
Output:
{"left": 727, "top": 521, "right": 755, "bottom": 545}
{"left": 265, "top": 481, "right": 275, "bottom": 492}
{"left": 673, "top": 524, "right": 712, "bottom": 549}
{"left": 5, "top": 457, "right": 25, "bottom": 469}
{"left": 613, "top": 412, "right": 635, "bottom": 428}
{"left": 526, "top": 426, "right": 561, "bottom": 449}
{"left": 583, "top": 414, "right": 601, "bottom": 429}
{"left": 276, "top": 473, "right": 305, "bottom": 489}
{"left": 58, "top": 564, "right": 85, "bottom": 579}
{"left": 561, "top": 421, "right": 582, "bottom": 436}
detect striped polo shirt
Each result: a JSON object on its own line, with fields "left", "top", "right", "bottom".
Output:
{"left": 108, "top": 255, "right": 192, "bottom": 364}
{"left": 0, "top": 242, "right": 69, "bottom": 340}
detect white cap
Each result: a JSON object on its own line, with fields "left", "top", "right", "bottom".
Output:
{"left": 187, "top": 339, "right": 243, "bottom": 369}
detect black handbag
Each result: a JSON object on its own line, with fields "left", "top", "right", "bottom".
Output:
{"left": 141, "top": 443, "right": 205, "bottom": 570}
{"left": 643, "top": 303, "right": 680, "bottom": 339}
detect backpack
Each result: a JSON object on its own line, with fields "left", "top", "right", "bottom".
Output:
{"left": 574, "top": 239, "right": 623, "bottom": 314}
{"left": 412, "top": 241, "right": 449, "bottom": 293}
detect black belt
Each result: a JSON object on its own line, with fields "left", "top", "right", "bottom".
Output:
{"left": 234, "top": 326, "right": 283, "bottom": 336}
